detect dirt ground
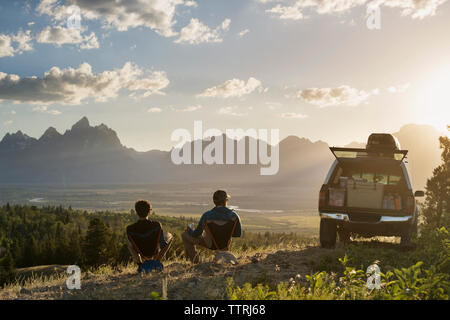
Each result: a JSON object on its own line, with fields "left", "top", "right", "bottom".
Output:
{"left": 0, "top": 244, "right": 332, "bottom": 300}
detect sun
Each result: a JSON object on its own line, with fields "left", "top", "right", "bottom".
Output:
{"left": 419, "top": 65, "right": 450, "bottom": 132}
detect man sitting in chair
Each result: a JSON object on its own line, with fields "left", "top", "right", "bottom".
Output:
{"left": 126, "top": 200, "right": 173, "bottom": 268}
{"left": 182, "top": 190, "right": 242, "bottom": 264}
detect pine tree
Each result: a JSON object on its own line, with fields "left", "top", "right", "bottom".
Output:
{"left": 0, "top": 251, "right": 17, "bottom": 287}
{"left": 68, "top": 231, "right": 83, "bottom": 265}
{"left": 83, "top": 218, "right": 111, "bottom": 267}
{"left": 22, "top": 236, "right": 39, "bottom": 267}
{"left": 54, "top": 222, "right": 71, "bottom": 263}
{"left": 423, "top": 126, "right": 450, "bottom": 229}
{"left": 42, "top": 235, "right": 56, "bottom": 265}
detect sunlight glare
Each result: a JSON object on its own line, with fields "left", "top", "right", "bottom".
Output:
{"left": 420, "top": 65, "right": 450, "bottom": 132}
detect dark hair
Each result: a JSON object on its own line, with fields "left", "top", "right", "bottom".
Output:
{"left": 135, "top": 200, "right": 151, "bottom": 218}
{"left": 213, "top": 190, "right": 229, "bottom": 206}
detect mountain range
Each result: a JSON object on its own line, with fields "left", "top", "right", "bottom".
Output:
{"left": 0, "top": 117, "right": 444, "bottom": 192}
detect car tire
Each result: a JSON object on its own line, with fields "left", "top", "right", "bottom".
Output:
{"left": 338, "top": 228, "right": 351, "bottom": 243}
{"left": 320, "top": 219, "right": 337, "bottom": 248}
{"left": 400, "top": 217, "right": 418, "bottom": 247}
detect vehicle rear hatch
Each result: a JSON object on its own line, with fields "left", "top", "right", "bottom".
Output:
{"left": 319, "top": 147, "right": 413, "bottom": 218}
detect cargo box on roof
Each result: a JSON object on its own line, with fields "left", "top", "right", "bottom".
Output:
{"left": 367, "top": 133, "right": 401, "bottom": 151}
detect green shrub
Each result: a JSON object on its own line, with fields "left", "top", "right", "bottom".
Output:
{"left": 226, "top": 259, "right": 449, "bottom": 300}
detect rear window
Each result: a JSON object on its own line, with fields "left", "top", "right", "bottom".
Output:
{"left": 350, "top": 171, "right": 402, "bottom": 185}
{"left": 332, "top": 163, "right": 405, "bottom": 186}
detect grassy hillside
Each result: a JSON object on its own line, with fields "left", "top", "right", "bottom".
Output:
{"left": 0, "top": 216, "right": 448, "bottom": 300}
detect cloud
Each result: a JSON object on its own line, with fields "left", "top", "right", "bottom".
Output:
{"left": 298, "top": 85, "right": 371, "bottom": 107}
{"left": 0, "top": 62, "right": 169, "bottom": 105}
{"left": 3, "top": 120, "right": 13, "bottom": 126}
{"left": 12, "top": 30, "right": 33, "bottom": 53}
{"left": 387, "top": 83, "right": 410, "bottom": 93}
{"left": 148, "top": 107, "right": 162, "bottom": 113}
{"left": 177, "top": 105, "right": 202, "bottom": 112}
{"left": 371, "top": 0, "right": 448, "bottom": 19}
{"left": 0, "top": 35, "right": 15, "bottom": 58}
{"left": 198, "top": 77, "right": 262, "bottom": 98}
{"left": 266, "top": 3, "right": 305, "bottom": 20}
{"left": 32, "top": 105, "right": 61, "bottom": 115}
{"left": 175, "top": 18, "right": 231, "bottom": 44}
{"left": 218, "top": 106, "right": 247, "bottom": 116}
{"left": 238, "top": 29, "right": 250, "bottom": 37}
{"left": 184, "top": 1, "right": 198, "bottom": 7}
{"left": 36, "top": 0, "right": 195, "bottom": 37}
{"left": 0, "top": 30, "right": 33, "bottom": 58}
{"left": 281, "top": 112, "right": 308, "bottom": 119}
{"left": 263, "top": 0, "right": 448, "bottom": 20}
{"left": 266, "top": 101, "right": 282, "bottom": 110}
{"left": 37, "top": 26, "right": 99, "bottom": 49}
{"left": 221, "top": 19, "right": 231, "bottom": 31}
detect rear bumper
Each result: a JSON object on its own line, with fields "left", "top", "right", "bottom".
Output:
{"left": 319, "top": 212, "right": 412, "bottom": 223}
{"left": 319, "top": 212, "right": 413, "bottom": 237}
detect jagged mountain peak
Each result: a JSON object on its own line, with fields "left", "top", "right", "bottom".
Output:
{"left": 71, "top": 116, "right": 91, "bottom": 131}
{"left": 280, "top": 135, "right": 324, "bottom": 149}
{"left": 0, "top": 130, "right": 36, "bottom": 151}
{"left": 1, "top": 130, "right": 33, "bottom": 142}
{"left": 282, "top": 135, "right": 310, "bottom": 144}
{"left": 40, "top": 127, "right": 61, "bottom": 140}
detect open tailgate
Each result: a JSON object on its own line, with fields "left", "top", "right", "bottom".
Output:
{"left": 329, "top": 147, "right": 408, "bottom": 162}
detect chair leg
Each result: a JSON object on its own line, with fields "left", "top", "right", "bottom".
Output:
{"left": 156, "top": 239, "right": 173, "bottom": 261}
{"left": 156, "top": 237, "right": 174, "bottom": 261}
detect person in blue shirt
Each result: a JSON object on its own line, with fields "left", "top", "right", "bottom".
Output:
{"left": 182, "top": 190, "right": 242, "bottom": 263}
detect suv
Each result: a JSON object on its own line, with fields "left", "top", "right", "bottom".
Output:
{"left": 318, "top": 133, "right": 424, "bottom": 248}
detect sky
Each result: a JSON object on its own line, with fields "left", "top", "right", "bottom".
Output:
{"left": 0, "top": 0, "right": 449, "bottom": 151}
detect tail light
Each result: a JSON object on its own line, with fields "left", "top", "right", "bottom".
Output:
{"left": 406, "top": 196, "right": 415, "bottom": 215}
{"left": 319, "top": 190, "right": 327, "bottom": 208}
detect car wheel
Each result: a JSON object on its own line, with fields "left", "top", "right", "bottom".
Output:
{"left": 320, "top": 219, "right": 337, "bottom": 248}
{"left": 400, "top": 217, "right": 418, "bottom": 247}
{"left": 338, "top": 228, "right": 351, "bottom": 243}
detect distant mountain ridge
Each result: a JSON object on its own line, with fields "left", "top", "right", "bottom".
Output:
{"left": 0, "top": 118, "right": 443, "bottom": 191}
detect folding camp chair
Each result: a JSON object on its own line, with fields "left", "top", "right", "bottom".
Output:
{"left": 127, "top": 226, "right": 166, "bottom": 272}
{"left": 203, "top": 218, "right": 238, "bottom": 251}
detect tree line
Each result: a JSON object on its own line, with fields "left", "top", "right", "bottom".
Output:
{"left": 0, "top": 204, "right": 197, "bottom": 286}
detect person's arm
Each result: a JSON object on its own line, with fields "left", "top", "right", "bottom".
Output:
{"left": 126, "top": 236, "right": 143, "bottom": 265}
{"left": 189, "top": 214, "right": 206, "bottom": 238}
{"left": 232, "top": 212, "right": 242, "bottom": 237}
{"left": 157, "top": 222, "right": 167, "bottom": 247}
